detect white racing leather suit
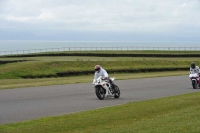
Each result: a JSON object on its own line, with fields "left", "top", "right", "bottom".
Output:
{"left": 93, "top": 67, "right": 110, "bottom": 96}
{"left": 93, "top": 67, "right": 108, "bottom": 83}
{"left": 190, "top": 66, "right": 200, "bottom": 75}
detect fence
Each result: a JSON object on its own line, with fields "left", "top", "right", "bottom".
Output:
{"left": 1, "top": 46, "right": 200, "bottom": 56}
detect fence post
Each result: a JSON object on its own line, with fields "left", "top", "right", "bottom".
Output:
{"left": 2, "top": 46, "right": 200, "bottom": 56}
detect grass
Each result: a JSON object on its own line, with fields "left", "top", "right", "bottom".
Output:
{"left": 2, "top": 50, "right": 200, "bottom": 57}
{"left": 0, "top": 71, "right": 188, "bottom": 90}
{"left": 0, "top": 51, "right": 199, "bottom": 79}
{"left": 0, "top": 51, "right": 199, "bottom": 132}
{"left": 42, "top": 50, "right": 200, "bottom": 54}
{"left": 1, "top": 56, "right": 200, "bottom": 61}
{"left": 1, "top": 92, "right": 200, "bottom": 133}
{"left": 0, "top": 60, "right": 195, "bottom": 79}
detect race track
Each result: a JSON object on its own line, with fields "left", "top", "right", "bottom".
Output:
{"left": 0, "top": 75, "right": 198, "bottom": 125}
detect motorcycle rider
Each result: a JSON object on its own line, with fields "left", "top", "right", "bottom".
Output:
{"left": 93, "top": 65, "right": 114, "bottom": 96}
{"left": 190, "top": 62, "right": 200, "bottom": 75}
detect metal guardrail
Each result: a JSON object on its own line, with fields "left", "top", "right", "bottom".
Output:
{"left": 1, "top": 46, "right": 200, "bottom": 56}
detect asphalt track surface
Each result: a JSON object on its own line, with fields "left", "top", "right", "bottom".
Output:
{"left": 0, "top": 75, "right": 198, "bottom": 125}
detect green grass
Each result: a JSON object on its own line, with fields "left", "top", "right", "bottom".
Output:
{"left": 0, "top": 51, "right": 199, "bottom": 132}
{"left": 1, "top": 92, "right": 200, "bottom": 133}
{"left": 1, "top": 56, "right": 200, "bottom": 61}
{"left": 0, "top": 71, "right": 188, "bottom": 90}
{"left": 0, "top": 51, "right": 199, "bottom": 79}
{"left": 44, "top": 50, "right": 200, "bottom": 54}
{"left": 57, "top": 50, "right": 200, "bottom": 54}
{"left": 2, "top": 50, "right": 200, "bottom": 57}
{"left": 0, "top": 60, "right": 195, "bottom": 79}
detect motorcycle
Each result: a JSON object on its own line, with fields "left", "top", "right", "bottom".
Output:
{"left": 189, "top": 73, "right": 200, "bottom": 89}
{"left": 93, "top": 76, "right": 120, "bottom": 100}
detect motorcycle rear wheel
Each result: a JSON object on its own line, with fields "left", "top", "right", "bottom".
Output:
{"left": 95, "top": 86, "right": 105, "bottom": 100}
{"left": 114, "top": 85, "right": 120, "bottom": 98}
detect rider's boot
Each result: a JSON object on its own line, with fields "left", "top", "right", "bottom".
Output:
{"left": 108, "top": 78, "right": 115, "bottom": 90}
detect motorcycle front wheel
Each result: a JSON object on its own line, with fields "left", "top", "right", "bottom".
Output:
{"left": 192, "top": 80, "right": 198, "bottom": 89}
{"left": 114, "top": 85, "right": 120, "bottom": 98}
{"left": 95, "top": 86, "right": 105, "bottom": 100}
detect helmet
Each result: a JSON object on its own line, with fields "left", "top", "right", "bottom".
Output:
{"left": 191, "top": 62, "right": 196, "bottom": 69}
{"left": 94, "top": 65, "right": 101, "bottom": 72}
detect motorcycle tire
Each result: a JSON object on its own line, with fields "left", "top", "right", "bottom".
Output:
{"left": 95, "top": 86, "right": 105, "bottom": 100}
{"left": 192, "top": 80, "right": 198, "bottom": 89}
{"left": 114, "top": 85, "right": 120, "bottom": 98}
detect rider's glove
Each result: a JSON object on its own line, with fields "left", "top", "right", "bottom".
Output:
{"left": 102, "top": 77, "right": 108, "bottom": 80}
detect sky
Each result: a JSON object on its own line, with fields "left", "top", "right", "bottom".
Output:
{"left": 0, "top": 0, "right": 200, "bottom": 42}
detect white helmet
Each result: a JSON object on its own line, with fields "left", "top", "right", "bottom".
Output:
{"left": 94, "top": 65, "right": 101, "bottom": 72}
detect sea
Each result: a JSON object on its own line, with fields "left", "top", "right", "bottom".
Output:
{"left": 0, "top": 40, "right": 200, "bottom": 55}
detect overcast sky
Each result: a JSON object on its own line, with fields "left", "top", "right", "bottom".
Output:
{"left": 0, "top": 0, "right": 200, "bottom": 42}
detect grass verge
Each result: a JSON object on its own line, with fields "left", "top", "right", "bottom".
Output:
{"left": 0, "top": 71, "right": 187, "bottom": 90}
{"left": 0, "top": 60, "right": 194, "bottom": 79}
{"left": 1, "top": 56, "right": 200, "bottom": 61}
{"left": 2, "top": 50, "right": 200, "bottom": 57}
{"left": 0, "top": 92, "right": 200, "bottom": 133}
